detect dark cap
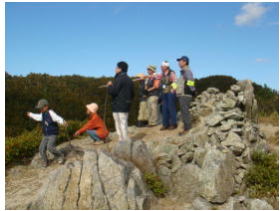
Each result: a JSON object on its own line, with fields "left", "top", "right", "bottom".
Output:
{"left": 177, "top": 56, "right": 189, "bottom": 64}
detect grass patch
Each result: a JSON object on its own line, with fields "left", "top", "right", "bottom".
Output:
{"left": 259, "top": 111, "right": 279, "bottom": 126}
{"left": 144, "top": 172, "right": 168, "bottom": 197}
{"left": 5, "top": 120, "right": 83, "bottom": 166}
{"left": 244, "top": 151, "right": 279, "bottom": 198}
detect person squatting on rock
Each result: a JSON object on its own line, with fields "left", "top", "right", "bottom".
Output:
{"left": 176, "top": 56, "right": 196, "bottom": 136}
{"left": 145, "top": 65, "right": 161, "bottom": 127}
{"left": 74, "top": 103, "right": 109, "bottom": 144}
{"left": 159, "top": 61, "right": 178, "bottom": 130}
{"left": 107, "top": 61, "right": 134, "bottom": 142}
{"left": 136, "top": 73, "right": 149, "bottom": 127}
{"left": 27, "top": 99, "right": 67, "bottom": 167}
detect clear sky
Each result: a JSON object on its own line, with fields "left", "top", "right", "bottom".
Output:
{"left": 5, "top": 2, "right": 279, "bottom": 89}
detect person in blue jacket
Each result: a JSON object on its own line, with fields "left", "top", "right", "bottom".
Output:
{"left": 27, "top": 99, "right": 67, "bottom": 167}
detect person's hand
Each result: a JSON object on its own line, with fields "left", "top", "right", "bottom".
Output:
{"left": 27, "top": 112, "right": 30, "bottom": 117}
{"left": 107, "top": 81, "right": 113, "bottom": 86}
{"left": 74, "top": 131, "right": 80, "bottom": 137}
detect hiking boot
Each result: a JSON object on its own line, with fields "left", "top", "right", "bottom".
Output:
{"left": 169, "top": 125, "right": 177, "bottom": 130}
{"left": 58, "top": 155, "right": 65, "bottom": 165}
{"left": 160, "top": 126, "right": 168, "bottom": 131}
{"left": 178, "top": 129, "right": 188, "bottom": 136}
{"left": 136, "top": 121, "right": 148, "bottom": 128}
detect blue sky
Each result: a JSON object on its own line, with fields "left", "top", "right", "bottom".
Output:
{"left": 5, "top": 2, "right": 279, "bottom": 89}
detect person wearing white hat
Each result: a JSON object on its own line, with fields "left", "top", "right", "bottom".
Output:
{"left": 74, "top": 103, "right": 109, "bottom": 144}
{"left": 159, "top": 61, "right": 178, "bottom": 130}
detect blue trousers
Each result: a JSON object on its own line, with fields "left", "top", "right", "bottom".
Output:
{"left": 162, "top": 93, "right": 177, "bottom": 127}
{"left": 86, "top": 130, "right": 101, "bottom": 141}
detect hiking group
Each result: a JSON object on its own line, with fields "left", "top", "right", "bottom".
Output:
{"left": 27, "top": 55, "right": 195, "bottom": 167}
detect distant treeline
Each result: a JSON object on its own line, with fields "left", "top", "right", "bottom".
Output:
{"left": 5, "top": 72, "right": 278, "bottom": 137}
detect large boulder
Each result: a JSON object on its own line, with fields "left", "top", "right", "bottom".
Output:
{"left": 237, "top": 80, "right": 258, "bottom": 122}
{"left": 112, "top": 140, "right": 156, "bottom": 174}
{"left": 199, "top": 148, "right": 235, "bottom": 203}
{"left": 245, "top": 198, "right": 274, "bottom": 210}
{"left": 28, "top": 150, "right": 152, "bottom": 210}
{"left": 222, "top": 131, "right": 246, "bottom": 156}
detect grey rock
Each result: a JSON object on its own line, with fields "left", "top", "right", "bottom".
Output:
{"left": 199, "top": 148, "right": 235, "bottom": 203}
{"left": 223, "top": 109, "right": 244, "bottom": 121}
{"left": 221, "top": 97, "right": 237, "bottom": 110}
{"left": 237, "top": 80, "right": 258, "bottom": 122}
{"left": 206, "top": 114, "right": 224, "bottom": 127}
{"left": 207, "top": 87, "right": 220, "bottom": 94}
{"left": 231, "top": 85, "right": 241, "bottom": 93}
{"left": 113, "top": 140, "right": 156, "bottom": 174}
{"left": 246, "top": 198, "right": 273, "bottom": 210}
{"left": 171, "top": 155, "right": 182, "bottom": 173}
{"left": 172, "top": 164, "right": 202, "bottom": 200}
{"left": 192, "top": 196, "right": 212, "bottom": 210}
{"left": 221, "top": 119, "right": 235, "bottom": 132}
{"left": 222, "top": 132, "right": 245, "bottom": 156}
{"left": 226, "top": 90, "right": 236, "bottom": 98}
{"left": 193, "top": 148, "right": 207, "bottom": 168}
{"left": 181, "top": 151, "right": 194, "bottom": 163}
{"left": 29, "top": 150, "right": 152, "bottom": 210}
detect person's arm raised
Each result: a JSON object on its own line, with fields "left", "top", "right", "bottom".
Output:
{"left": 27, "top": 112, "right": 42, "bottom": 121}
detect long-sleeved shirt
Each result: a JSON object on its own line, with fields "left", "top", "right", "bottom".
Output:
{"left": 28, "top": 109, "right": 65, "bottom": 125}
{"left": 77, "top": 113, "right": 109, "bottom": 139}
{"left": 108, "top": 71, "right": 134, "bottom": 112}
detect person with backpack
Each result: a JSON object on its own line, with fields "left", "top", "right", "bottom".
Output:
{"left": 176, "top": 56, "right": 196, "bottom": 136}
{"left": 136, "top": 73, "right": 149, "bottom": 127}
{"left": 107, "top": 61, "right": 134, "bottom": 142}
{"left": 27, "top": 99, "right": 67, "bottom": 167}
{"left": 145, "top": 65, "right": 160, "bottom": 127}
{"left": 159, "top": 61, "right": 178, "bottom": 130}
{"left": 74, "top": 103, "right": 109, "bottom": 144}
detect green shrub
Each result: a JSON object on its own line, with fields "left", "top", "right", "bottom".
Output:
{"left": 144, "top": 173, "right": 168, "bottom": 197}
{"left": 244, "top": 151, "right": 279, "bottom": 198}
{"left": 5, "top": 120, "right": 83, "bottom": 166}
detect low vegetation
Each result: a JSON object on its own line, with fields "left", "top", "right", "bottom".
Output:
{"left": 144, "top": 172, "right": 168, "bottom": 197}
{"left": 6, "top": 73, "right": 278, "bottom": 137}
{"left": 244, "top": 151, "right": 279, "bottom": 198}
{"left": 5, "top": 120, "right": 83, "bottom": 166}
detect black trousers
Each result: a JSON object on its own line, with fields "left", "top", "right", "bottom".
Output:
{"left": 178, "top": 95, "right": 192, "bottom": 130}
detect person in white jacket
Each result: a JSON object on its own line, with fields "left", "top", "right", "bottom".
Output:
{"left": 27, "top": 99, "right": 67, "bottom": 167}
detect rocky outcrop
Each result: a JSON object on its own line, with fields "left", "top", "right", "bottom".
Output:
{"left": 5, "top": 80, "right": 275, "bottom": 210}
{"left": 112, "top": 140, "right": 156, "bottom": 174}
{"left": 149, "top": 80, "right": 274, "bottom": 208}
{"left": 28, "top": 150, "right": 153, "bottom": 210}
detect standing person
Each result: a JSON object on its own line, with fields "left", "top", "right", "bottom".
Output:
{"left": 27, "top": 99, "right": 67, "bottom": 167}
{"left": 107, "top": 61, "right": 134, "bottom": 142}
{"left": 136, "top": 73, "right": 149, "bottom": 127}
{"left": 176, "top": 56, "right": 196, "bottom": 136}
{"left": 146, "top": 65, "right": 160, "bottom": 127}
{"left": 159, "top": 61, "right": 178, "bottom": 130}
{"left": 74, "top": 103, "right": 109, "bottom": 144}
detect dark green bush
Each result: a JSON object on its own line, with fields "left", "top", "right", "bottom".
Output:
{"left": 244, "top": 151, "right": 279, "bottom": 198}
{"left": 144, "top": 173, "right": 168, "bottom": 197}
{"left": 5, "top": 120, "right": 83, "bottom": 166}
{"left": 6, "top": 73, "right": 278, "bottom": 137}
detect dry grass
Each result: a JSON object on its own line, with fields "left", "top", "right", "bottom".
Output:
{"left": 258, "top": 112, "right": 279, "bottom": 126}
